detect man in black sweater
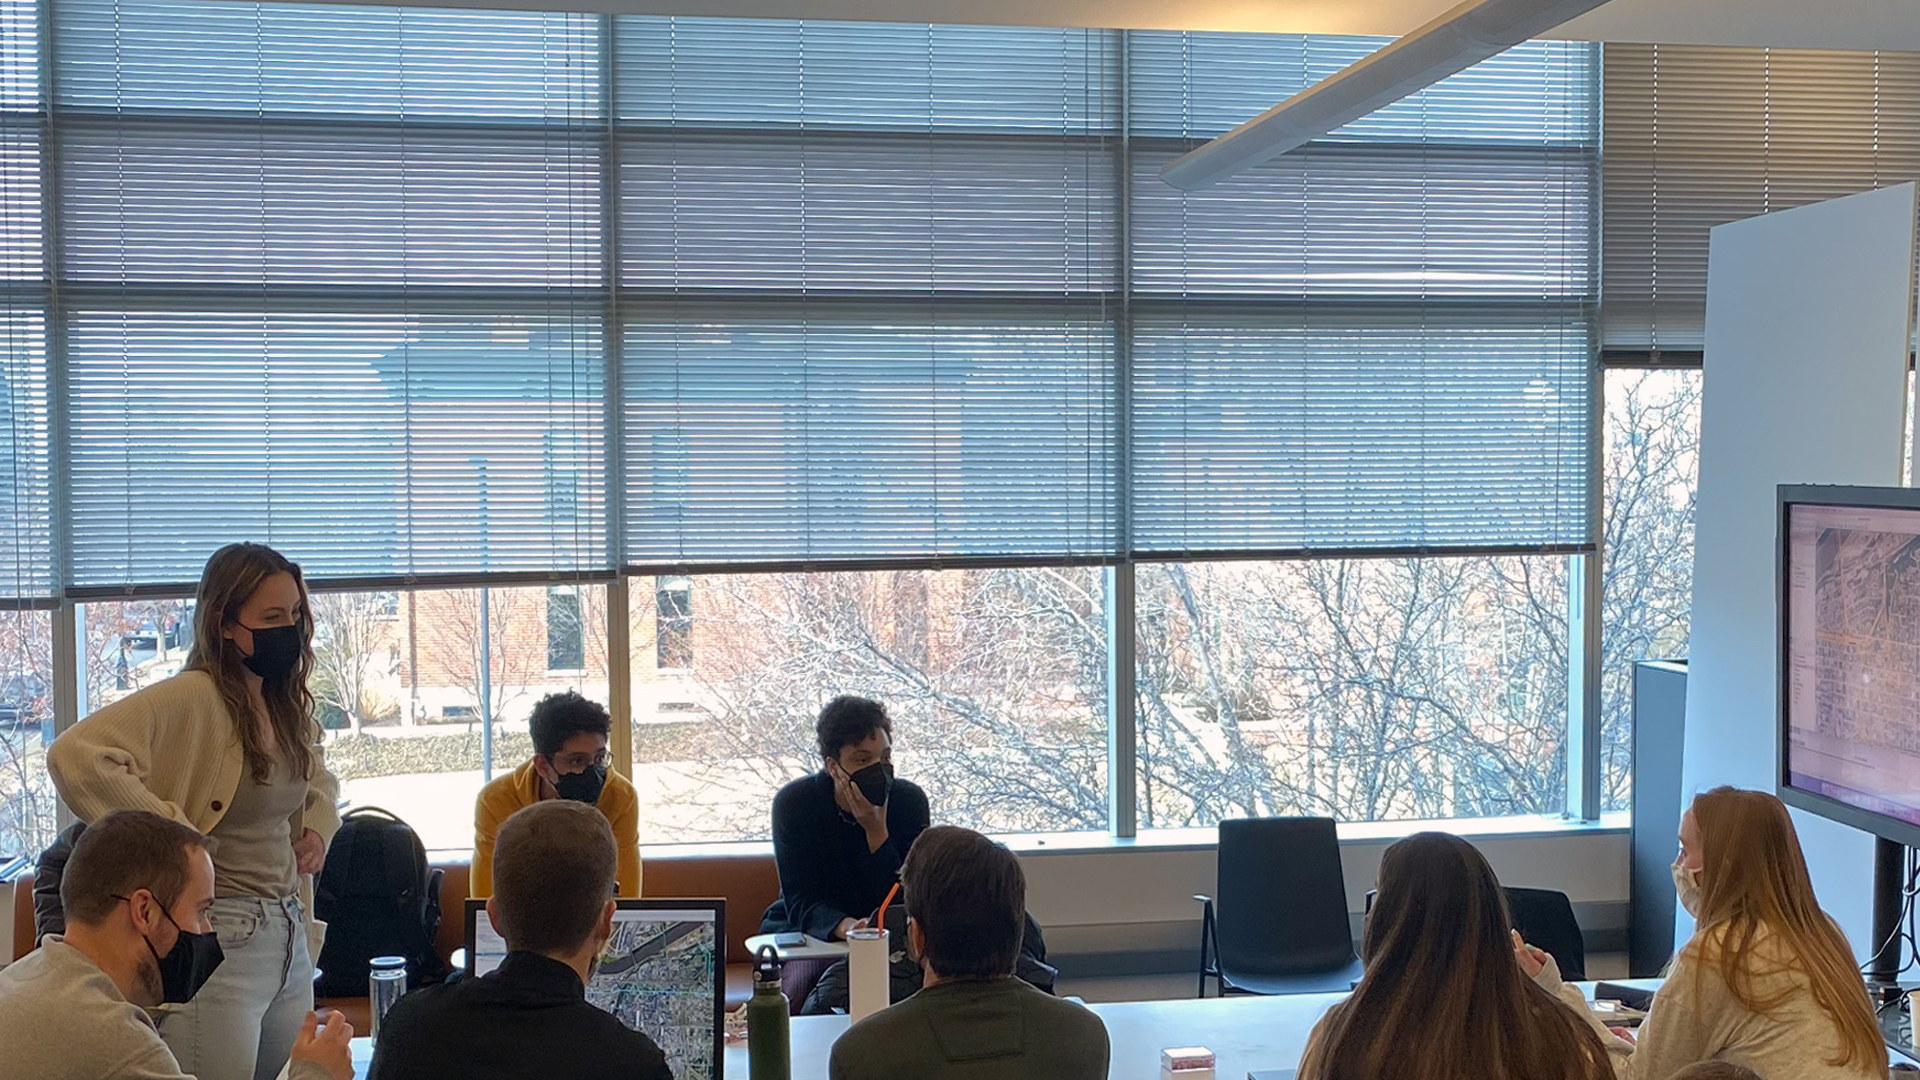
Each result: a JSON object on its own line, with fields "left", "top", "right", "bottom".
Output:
{"left": 762, "top": 696, "right": 930, "bottom": 943}
{"left": 368, "top": 801, "right": 673, "bottom": 1080}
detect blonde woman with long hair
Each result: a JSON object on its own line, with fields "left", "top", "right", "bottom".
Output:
{"left": 50, "top": 544, "right": 343, "bottom": 1080}
{"left": 1528, "top": 787, "right": 1885, "bottom": 1078}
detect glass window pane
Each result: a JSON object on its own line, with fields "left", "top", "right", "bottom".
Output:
{"left": 59, "top": 1, "right": 600, "bottom": 121}
{"left": 617, "top": 18, "right": 1115, "bottom": 133}
{"left": 1135, "top": 555, "right": 1570, "bottom": 826}
{"left": 325, "top": 584, "right": 610, "bottom": 851}
{"left": 1128, "top": 33, "right": 1590, "bottom": 143}
{"left": 0, "top": 610, "right": 55, "bottom": 860}
{"left": 1600, "top": 368, "right": 1703, "bottom": 811}
{"left": 88, "top": 585, "right": 612, "bottom": 854}
{"left": 547, "top": 587, "right": 586, "bottom": 672}
{"left": 628, "top": 568, "right": 1109, "bottom": 841}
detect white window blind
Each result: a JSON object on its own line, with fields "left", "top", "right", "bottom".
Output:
{"left": 56, "top": 0, "right": 607, "bottom": 592}
{"left": 15, "top": 4, "right": 1601, "bottom": 591}
{"left": 0, "top": 0, "right": 45, "bottom": 603}
{"left": 1603, "top": 44, "right": 1920, "bottom": 357}
{"left": 617, "top": 18, "right": 1120, "bottom": 567}
{"left": 1127, "top": 33, "right": 1596, "bottom": 556}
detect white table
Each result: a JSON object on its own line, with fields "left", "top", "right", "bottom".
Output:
{"left": 344, "top": 979, "right": 1697, "bottom": 1079}
{"left": 741, "top": 932, "right": 850, "bottom": 962}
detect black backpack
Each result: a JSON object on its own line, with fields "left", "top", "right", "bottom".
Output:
{"left": 313, "top": 807, "right": 450, "bottom": 996}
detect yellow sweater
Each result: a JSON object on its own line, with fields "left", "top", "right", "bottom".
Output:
{"left": 470, "top": 758, "right": 643, "bottom": 899}
{"left": 47, "top": 670, "right": 342, "bottom": 959}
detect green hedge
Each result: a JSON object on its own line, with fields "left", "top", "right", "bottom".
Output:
{"left": 325, "top": 730, "right": 535, "bottom": 782}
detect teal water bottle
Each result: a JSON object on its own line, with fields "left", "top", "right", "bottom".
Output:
{"left": 747, "top": 945, "right": 791, "bottom": 1080}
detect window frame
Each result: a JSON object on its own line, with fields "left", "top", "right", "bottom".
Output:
{"left": 7, "top": 9, "right": 1617, "bottom": 848}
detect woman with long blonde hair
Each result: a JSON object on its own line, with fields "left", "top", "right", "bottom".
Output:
{"left": 1530, "top": 786, "right": 1885, "bottom": 1078}
{"left": 1298, "top": 832, "right": 1614, "bottom": 1080}
{"left": 50, "top": 543, "right": 343, "bottom": 1080}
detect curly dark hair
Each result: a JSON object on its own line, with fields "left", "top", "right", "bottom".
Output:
{"left": 528, "top": 691, "right": 612, "bottom": 758}
{"left": 815, "top": 695, "right": 891, "bottom": 761}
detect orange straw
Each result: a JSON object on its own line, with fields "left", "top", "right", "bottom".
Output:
{"left": 873, "top": 881, "right": 901, "bottom": 928}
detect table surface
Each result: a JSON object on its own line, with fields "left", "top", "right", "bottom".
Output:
{"left": 345, "top": 980, "right": 1662, "bottom": 1080}
{"left": 742, "top": 932, "right": 850, "bottom": 962}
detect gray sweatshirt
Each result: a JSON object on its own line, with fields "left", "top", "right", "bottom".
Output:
{"left": 0, "top": 938, "right": 327, "bottom": 1080}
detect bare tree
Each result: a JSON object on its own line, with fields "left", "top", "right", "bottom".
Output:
{"left": 0, "top": 611, "right": 54, "bottom": 857}
{"left": 411, "top": 586, "right": 550, "bottom": 728}
{"left": 1597, "top": 370, "right": 1702, "bottom": 807}
{"left": 1136, "top": 556, "right": 1568, "bottom": 828}
{"left": 309, "top": 590, "right": 400, "bottom": 734}
{"left": 644, "top": 567, "right": 1109, "bottom": 841}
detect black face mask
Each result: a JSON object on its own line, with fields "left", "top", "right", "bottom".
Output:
{"left": 118, "top": 895, "right": 225, "bottom": 1005}
{"left": 239, "top": 622, "right": 303, "bottom": 681}
{"left": 552, "top": 762, "right": 608, "bottom": 805}
{"left": 846, "top": 761, "right": 894, "bottom": 807}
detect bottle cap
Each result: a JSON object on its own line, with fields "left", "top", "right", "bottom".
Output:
{"left": 753, "top": 943, "right": 785, "bottom": 984}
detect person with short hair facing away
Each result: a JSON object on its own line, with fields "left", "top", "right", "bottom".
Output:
{"left": 47, "top": 544, "right": 342, "bottom": 1080}
{"left": 827, "top": 826, "right": 1108, "bottom": 1080}
{"left": 0, "top": 810, "right": 352, "bottom": 1080}
{"left": 369, "top": 800, "right": 672, "bottom": 1080}
{"left": 762, "top": 696, "right": 930, "bottom": 943}
{"left": 1297, "top": 832, "right": 1613, "bottom": 1080}
{"left": 471, "top": 691, "right": 642, "bottom": 900}
{"left": 1526, "top": 787, "right": 1886, "bottom": 1079}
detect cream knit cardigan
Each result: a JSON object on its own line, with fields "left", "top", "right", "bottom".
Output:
{"left": 47, "top": 669, "right": 343, "bottom": 958}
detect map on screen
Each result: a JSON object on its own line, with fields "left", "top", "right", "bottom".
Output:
{"left": 470, "top": 902, "right": 720, "bottom": 1080}
{"left": 1784, "top": 502, "right": 1920, "bottom": 828}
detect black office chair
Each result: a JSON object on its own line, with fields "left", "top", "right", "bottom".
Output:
{"left": 1505, "top": 886, "right": 1585, "bottom": 981}
{"left": 1195, "top": 817, "right": 1364, "bottom": 997}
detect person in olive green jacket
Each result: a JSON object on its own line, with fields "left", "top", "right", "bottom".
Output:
{"left": 827, "top": 826, "right": 1109, "bottom": 1080}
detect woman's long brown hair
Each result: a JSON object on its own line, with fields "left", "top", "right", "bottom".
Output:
{"left": 1298, "top": 832, "right": 1612, "bottom": 1080}
{"left": 1684, "top": 787, "right": 1884, "bottom": 1073}
{"left": 183, "top": 543, "right": 316, "bottom": 784}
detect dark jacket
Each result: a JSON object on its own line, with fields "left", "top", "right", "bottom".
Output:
{"left": 760, "top": 771, "right": 930, "bottom": 942}
{"left": 367, "top": 951, "right": 674, "bottom": 1080}
{"left": 32, "top": 823, "right": 85, "bottom": 945}
{"left": 827, "top": 977, "right": 1109, "bottom": 1080}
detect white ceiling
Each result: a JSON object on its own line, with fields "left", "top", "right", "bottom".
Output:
{"left": 387, "top": 0, "right": 1920, "bottom": 51}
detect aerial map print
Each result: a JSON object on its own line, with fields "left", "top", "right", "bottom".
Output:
{"left": 1786, "top": 507, "right": 1920, "bottom": 825}
{"left": 587, "top": 917, "right": 718, "bottom": 1080}
{"left": 1813, "top": 526, "right": 1920, "bottom": 752}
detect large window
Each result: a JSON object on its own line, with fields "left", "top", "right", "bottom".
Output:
{"left": 1599, "top": 369, "right": 1703, "bottom": 810}
{"left": 0, "top": 3, "right": 1609, "bottom": 848}
{"left": 1136, "top": 556, "right": 1571, "bottom": 827}
{"left": 0, "top": 611, "right": 52, "bottom": 859}
{"left": 325, "top": 584, "right": 613, "bottom": 851}
{"left": 628, "top": 568, "right": 1110, "bottom": 842}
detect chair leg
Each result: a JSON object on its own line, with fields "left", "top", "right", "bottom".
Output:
{"left": 1195, "top": 902, "right": 1214, "bottom": 999}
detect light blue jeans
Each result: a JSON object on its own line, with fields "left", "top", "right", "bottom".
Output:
{"left": 157, "top": 895, "right": 314, "bottom": 1080}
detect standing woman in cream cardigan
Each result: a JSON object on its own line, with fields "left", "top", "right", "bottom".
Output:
{"left": 50, "top": 543, "right": 342, "bottom": 1080}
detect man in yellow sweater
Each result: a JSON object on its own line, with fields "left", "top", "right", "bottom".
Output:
{"left": 471, "top": 692, "right": 642, "bottom": 899}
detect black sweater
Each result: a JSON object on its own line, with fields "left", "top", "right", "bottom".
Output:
{"left": 764, "top": 771, "right": 930, "bottom": 941}
{"left": 367, "top": 952, "right": 674, "bottom": 1080}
